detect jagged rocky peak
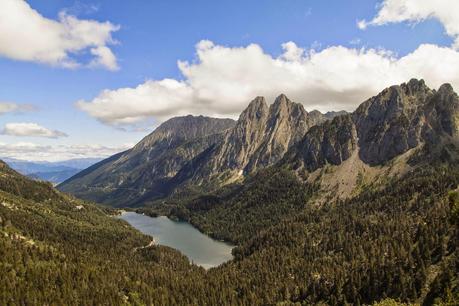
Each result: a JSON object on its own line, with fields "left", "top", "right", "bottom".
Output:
{"left": 268, "top": 94, "right": 307, "bottom": 123}
{"left": 403, "top": 78, "right": 430, "bottom": 95}
{"left": 270, "top": 93, "right": 292, "bottom": 110}
{"left": 353, "top": 79, "right": 428, "bottom": 165}
{"left": 354, "top": 79, "right": 431, "bottom": 120}
{"left": 243, "top": 94, "right": 312, "bottom": 170}
{"left": 239, "top": 96, "right": 269, "bottom": 121}
{"left": 438, "top": 83, "right": 455, "bottom": 95}
{"left": 266, "top": 94, "right": 311, "bottom": 145}
{"left": 228, "top": 97, "right": 270, "bottom": 150}
{"left": 205, "top": 94, "right": 318, "bottom": 175}
{"left": 286, "top": 79, "right": 459, "bottom": 172}
{"left": 425, "top": 82, "right": 459, "bottom": 138}
{"left": 436, "top": 83, "right": 458, "bottom": 111}
{"left": 269, "top": 94, "right": 308, "bottom": 123}
{"left": 272, "top": 93, "right": 288, "bottom": 105}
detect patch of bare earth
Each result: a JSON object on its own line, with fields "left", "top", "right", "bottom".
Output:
{"left": 306, "top": 146, "right": 418, "bottom": 206}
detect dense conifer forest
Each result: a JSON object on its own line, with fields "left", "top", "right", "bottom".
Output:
{"left": 2, "top": 138, "right": 458, "bottom": 305}
{"left": 1, "top": 0, "right": 458, "bottom": 302}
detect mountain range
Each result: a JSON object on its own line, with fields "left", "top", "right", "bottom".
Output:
{"left": 3, "top": 157, "right": 102, "bottom": 184}
{"left": 58, "top": 95, "right": 346, "bottom": 206}
{"left": 59, "top": 79, "right": 458, "bottom": 209}
{"left": 2, "top": 79, "right": 458, "bottom": 305}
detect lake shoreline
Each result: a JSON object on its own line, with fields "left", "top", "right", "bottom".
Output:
{"left": 120, "top": 208, "right": 238, "bottom": 245}
{"left": 118, "top": 211, "right": 235, "bottom": 269}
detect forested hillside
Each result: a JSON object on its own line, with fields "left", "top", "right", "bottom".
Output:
{"left": 3, "top": 78, "right": 459, "bottom": 305}
{"left": 3, "top": 154, "right": 458, "bottom": 305}
{"left": 0, "top": 161, "right": 208, "bottom": 305}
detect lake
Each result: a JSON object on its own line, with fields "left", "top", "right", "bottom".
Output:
{"left": 119, "top": 212, "right": 234, "bottom": 269}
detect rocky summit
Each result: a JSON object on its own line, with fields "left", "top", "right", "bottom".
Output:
{"left": 190, "top": 94, "right": 330, "bottom": 182}
{"left": 284, "top": 79, "right": 459, "bottom": 171}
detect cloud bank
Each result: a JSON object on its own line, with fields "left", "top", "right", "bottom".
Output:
{"left": 0, "top": 142, "right": 132, "bottom": 162}
{"left": 0, "top": 0, "right": 119, "bottom": 70}
{"left": 77, "top": 39, "right": 459, "bottom": 126}
{"left": 1, "top": 123, "right": 68, "bottom": 138}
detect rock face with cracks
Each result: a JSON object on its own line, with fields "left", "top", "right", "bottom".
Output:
{"left": 284, "top": 79, "right": 459, "bottom": 171}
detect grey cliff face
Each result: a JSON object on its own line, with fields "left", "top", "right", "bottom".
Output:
{"left": 284, "top": 114, "right": 357, "bottom": 171}
{"left": 286, "top": 79, "right": 459, "bottom": 171}
{"left": 216, "top": 96, "right": 271, "bottom": 171}
{"left": 354, "top": 79, "right": 459, "bottom": 165}
{"left": 353, "top": 79, "right": 433, "bottom": 165}
{"left": 423, "top": 83, "right": 459, "bottom": 140}
{"left": 199, "top": 94, "right": 328, "bottom": 177}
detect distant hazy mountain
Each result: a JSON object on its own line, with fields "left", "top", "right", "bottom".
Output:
{"left": 3, "top": 157, "right": 102, "bottom": 184}
{"left": 51, "top": 158, "right": 104, "bottom": 169}
{"left": 27, "top": 169, "right": 81, "bottom": 185}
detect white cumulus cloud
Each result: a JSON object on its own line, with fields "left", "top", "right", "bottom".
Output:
{"left": 77, "top": 79, "right": 195, "bottom": 124}
{"left": 77, "top": 39, "right": 459, "bottom": 126}
{"left": 358, "top": 0, "right": 459, "bottom": 48}
{"left": 0, "top": 0, "right": 120, "bottom": 70}
{"left": 1, "top": 123, "right": 68, "bottom": 138}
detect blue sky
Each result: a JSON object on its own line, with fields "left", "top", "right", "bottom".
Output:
{"left": 0, "top": 0, "right": 458, "bottom": 161}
